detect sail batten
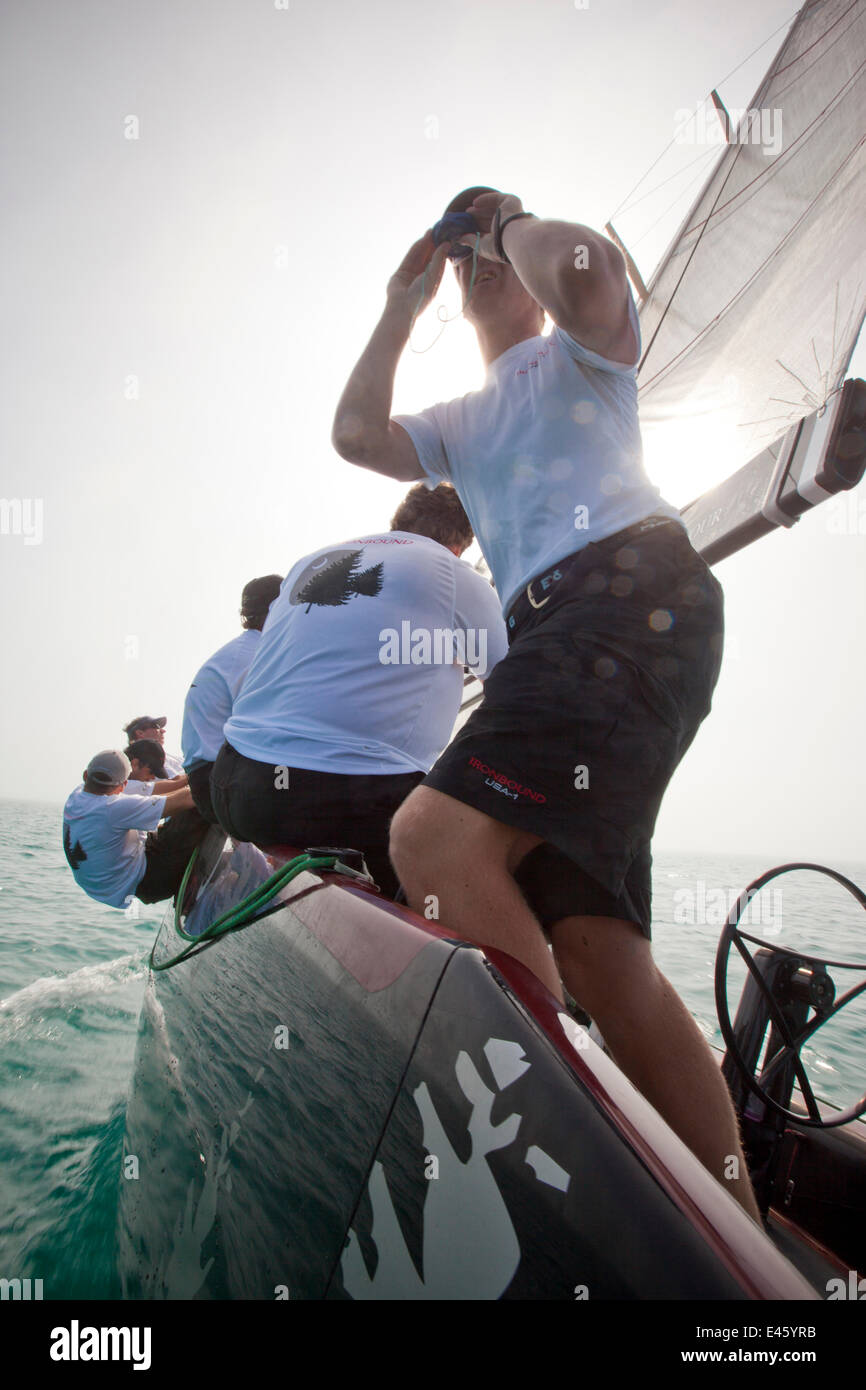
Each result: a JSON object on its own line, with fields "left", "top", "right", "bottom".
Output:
{"left": 637, "top": 0, "right": 866, "bottom": 476}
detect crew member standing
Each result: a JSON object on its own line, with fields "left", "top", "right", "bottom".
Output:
{"left": 331, "top": 186, "right": 758, "bottom": 1220}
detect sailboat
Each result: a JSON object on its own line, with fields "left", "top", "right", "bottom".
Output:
{"left": 118, "top": 0, "right": 866, "bottom": 1300}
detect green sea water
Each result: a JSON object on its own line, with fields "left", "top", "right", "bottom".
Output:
{"left": 1, "top": 797, "right": 864, "bottom": 1300}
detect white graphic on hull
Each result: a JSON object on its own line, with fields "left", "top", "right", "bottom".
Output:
{"left": 525, "top": 1144, "right": 571, "bottom": 1193}
{"left": 343, "top": 1045, "right": 552, "bottom": 1299}
{"left": 160, "top": 1064, "right": 265, "bottom": 1299}
{"left": 483, "top": 1037, "right": 531, "bottom": 1090}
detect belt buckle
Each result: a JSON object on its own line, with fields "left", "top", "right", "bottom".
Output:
{"left": 526, "top": 576, "right": 551, "bottom": 610}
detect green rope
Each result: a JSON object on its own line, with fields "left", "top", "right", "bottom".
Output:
{"left": 150, "top": 849, "right": 341, "bottom": 972}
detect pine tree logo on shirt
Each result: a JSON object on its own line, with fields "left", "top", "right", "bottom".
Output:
{"left": 289, "top": 549, "right": 384, "bottom": 613}
{"left": 63, "top": 823, "right": 87, "bottom": 870}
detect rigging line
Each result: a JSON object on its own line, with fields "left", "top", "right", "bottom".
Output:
{"left": 637, "top": 5, "right": 803, "bottom": 366}
{"left": 607, "top": 110, "right": 706, "bottom": 221}
{"left": 666, "top": 62, "right": 864, "bottom": 249}
{"left": 638, "top": 143, "right": 749, "bottom": 373}
{"left": 777, "top": 358, "right": 823, "bottom": 397}
{"left": 772, "top": 0, "right": 861, "bottom": 77}
{"left": 811, "top": 335, "right": 825, "bottom": 385}
{"left": 772, "top": 4, "right": 865, "bottom": 104}
{"left": 671, "top": 69, "right": 865, "bottom": 261}
{"left": 607, "top": 4, "right": 801, "bottom": 221}
{"left": 639, "top": 136, "right": 866, "bottom": 396}
{"left": 641, "top": 149, "right": 866, "bottom": 402}
{"left": 628, "top": 153, "right": 721, "bottom": 251}
{"left": 616, "top": 147, "right": 719, "bottom": 219}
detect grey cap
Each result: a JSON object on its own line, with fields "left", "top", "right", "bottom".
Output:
{"left": 85, "top": 750, "right": 132, "bottom": 786}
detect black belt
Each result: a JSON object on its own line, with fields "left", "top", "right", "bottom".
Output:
{"left": 506, "top": 515, "right": 682, "bottom": 635}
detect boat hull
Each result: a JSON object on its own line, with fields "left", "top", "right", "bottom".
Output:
{"left": 118, "top": 855, "right": 816, "bottom": 1300}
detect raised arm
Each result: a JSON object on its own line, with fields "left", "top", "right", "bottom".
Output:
{"left": 458, "top": 192, "right": 636, "bottom": 365}
{"left": 332, "top": 231, "right": 449, "bottom": 480}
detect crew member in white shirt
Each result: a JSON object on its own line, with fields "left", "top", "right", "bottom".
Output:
{"left": 181, "top": 574, "right": 283, "bottom": 822}
{"left": 211, "top": 484, "right": 506, "bottom": 898}
{"left": 122, "top": 716, "right": 184, "bottom": 778}
{"left": 123, "top": 738, "right": 189, "bottom": 796}
{"left": 331, "top": 186, "right": 758, "bottom": 1221}
{"left": 63, "top": 750, "right": 208, "bottom": 908}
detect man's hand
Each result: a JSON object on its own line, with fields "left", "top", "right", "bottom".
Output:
{"left": 452, "top": 194, "right": 635, "bottom": 363}
{"left": 454, "top": 192, "right": 527, "bottom": 262}
{"left": 387, "top": 230, "right": 450, "bottom": 322}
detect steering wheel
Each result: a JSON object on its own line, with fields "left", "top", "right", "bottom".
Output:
{"left": 715, "top": 862, "right": 866, "bottom": 1128}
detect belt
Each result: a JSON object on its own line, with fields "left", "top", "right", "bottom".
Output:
{"left": 506, "top": 515, "right": 682, "bottom": 635}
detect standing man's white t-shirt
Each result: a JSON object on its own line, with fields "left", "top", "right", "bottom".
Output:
{"left": 393, "top": 304, "right": 683, "bottom": 615}
{"left": 224, "top": 532, "right": 507, "bottom": 775}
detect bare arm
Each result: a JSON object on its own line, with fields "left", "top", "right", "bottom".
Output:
{"left": 459, "top": 193, "right": 636, "bottom": 365}
{"left": 152, "top": 774, "right": 188, "bottom": 795}
{"left": 332, "top": 231, "right": 449, "bottom": 479}
{"left": 161, "top": 786, "right": 194, "bottom": 816}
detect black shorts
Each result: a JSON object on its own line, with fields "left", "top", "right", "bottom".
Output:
{"left": 422, "top": 518, "right": 724, "bottom": 937}
{"left": 210, "top": 741, "right": 424, "bottom": 899}
{"left": 187, "top": 760, "right": 219, "bottom": 824}
{"left": 136, "top": 808, "right": 211, "bottom": 904}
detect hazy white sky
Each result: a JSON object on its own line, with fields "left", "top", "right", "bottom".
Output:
{"left": 2, "top": 0, "right": 864, "bottom": 863}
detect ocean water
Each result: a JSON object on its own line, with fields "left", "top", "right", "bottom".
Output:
{"left": 1, "top": 797, "right": 864, "bottom": 1300}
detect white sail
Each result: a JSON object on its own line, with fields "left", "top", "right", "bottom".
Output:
{"left": 637, "top": 0, "right": 866, "bottom": 476}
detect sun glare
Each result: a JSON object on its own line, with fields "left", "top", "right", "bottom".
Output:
{"left": 642, "top": 413, "right": 745, "bottom": 509}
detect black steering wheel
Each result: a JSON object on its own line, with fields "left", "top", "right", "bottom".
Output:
{"left": 715, "top": 862, "right": 866, "bottom": 1128}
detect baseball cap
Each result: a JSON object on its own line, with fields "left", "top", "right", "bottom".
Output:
{"left": 123, "top": 715, "right": 167, "bottom": 737}
{"left": 442, "top": 185, "right": 499, "bottom": 216}
{"left": 86, "top": 750, "right": 132, "bottom": 786}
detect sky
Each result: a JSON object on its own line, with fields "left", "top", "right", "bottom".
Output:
{"left": 1, "top": 0, "right": 864, "bottom": 863}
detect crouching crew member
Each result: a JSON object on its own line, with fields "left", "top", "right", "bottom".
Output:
{"left": 181, "top": 574, "right": 283, "bottom": 822}
{"left": 124, "top": 738, "right": 189, "bottom": 796}
{"left": 63, "top": 750, "right": 208, "bottom": 908}
{"left": 211, "top": 485, "right": 506, "bottom": 898}
{"left": 122, "top": 715, "right": 184, "bottom": 778}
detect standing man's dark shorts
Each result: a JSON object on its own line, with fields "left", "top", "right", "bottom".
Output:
{"left": 422, "top": 517, "right": 724, "bottom": 936}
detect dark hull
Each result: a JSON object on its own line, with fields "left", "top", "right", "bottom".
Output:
{"left": 118, "top": 842, "right": 819, "bottom": 1299}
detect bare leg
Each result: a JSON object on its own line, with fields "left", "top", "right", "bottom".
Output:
{"left": 391, "top": 786, "right": 760, "bottom": 1221}
{"left": 390, "top": 786, "right": 560, "bottom": 999}
{"left": 550, "top": 914, "right": 761, "bottom": 1222}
